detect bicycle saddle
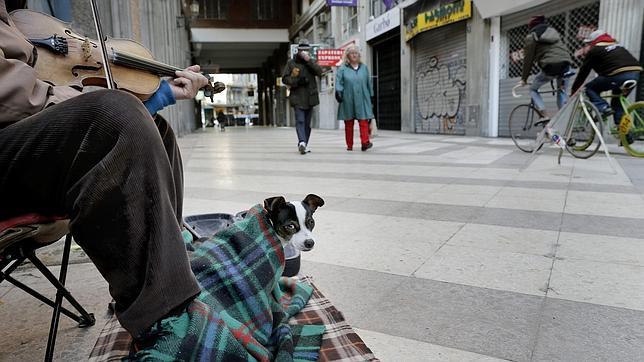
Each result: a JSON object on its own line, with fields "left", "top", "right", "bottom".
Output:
{"left": 620, "top": 79, "right": 637, "bottom": 93}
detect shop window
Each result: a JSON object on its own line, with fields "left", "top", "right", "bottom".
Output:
{"left": 502, "top": 1, "right": 600, "bottom": 79}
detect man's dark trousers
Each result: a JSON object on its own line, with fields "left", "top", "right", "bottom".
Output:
{"left": 585, "top": 71, "right": 640, "bottom": 124}
{"left": 294, "top": 106, "right": 313, "bottom": 145}
{"left": 0, "top": 90, "right": 200, "bottom": 338}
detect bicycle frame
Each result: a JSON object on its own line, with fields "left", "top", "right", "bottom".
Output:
{"left": 562, "top": 92, "right": 617, "bottom": 173}
{"left": 519, "top": 90, "right": 617, "bottom": 174}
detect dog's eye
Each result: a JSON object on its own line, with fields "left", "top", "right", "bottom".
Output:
{"left": 285, "top": 224, "right": 296, "bottom": 231}
{"left": 306, "top": 219, "right": 315, "bottom": 229}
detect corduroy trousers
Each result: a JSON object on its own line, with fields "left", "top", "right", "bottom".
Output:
{"left": 0, "top": 90, "right": 200, "bottom": 338}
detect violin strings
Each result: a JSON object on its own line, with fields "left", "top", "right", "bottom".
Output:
{"left": 111, "top": 50, "right": 181, "bottom": 76}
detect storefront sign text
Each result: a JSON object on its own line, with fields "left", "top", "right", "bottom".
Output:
{"left": 366, "top": 7, "right": 401, "bottom": 40}
{"left": 405, "top": 0, "right": 472, "bottom": 41}
{"left": 316, "top": 49, "right": 345, "bottom": 66}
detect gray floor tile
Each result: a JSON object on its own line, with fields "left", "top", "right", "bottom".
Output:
{"left": 299, "top": 260, "right": 404, "bottom": 324}
{"left": 532, "top": 298, "right": 644, "bottom": 362}
{"left": 361, "top": 275, "right": 543, "bottom": 362}
{"left": 474, "top": 207, "right": 562, "bottom": 232}
{"left": 302, "top": 261, "right": 543, "bottom": 362}
{"left": 561, "top": 213, "right": 644, "bottom": 239}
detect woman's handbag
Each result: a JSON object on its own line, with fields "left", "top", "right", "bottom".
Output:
{"left": 369, "top": 119, "right": 378, "bottom": 137}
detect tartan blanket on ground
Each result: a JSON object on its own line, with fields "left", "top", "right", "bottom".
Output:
{"left": 89, "top": 277, "right": 378, "bottom": 362}
{"left": 131, "top": 204, "right": 325, "bottom": 361}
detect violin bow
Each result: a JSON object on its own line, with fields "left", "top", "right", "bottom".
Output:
{"left": 88, "top": 0, "right": 225, "bottom": 101}
{"left": 89, "top": 0, "right": 115, "bottom": 89}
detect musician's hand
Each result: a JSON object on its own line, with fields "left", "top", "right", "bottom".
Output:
{"left": 170, "top": 65, "right": 209, "bottom": 100}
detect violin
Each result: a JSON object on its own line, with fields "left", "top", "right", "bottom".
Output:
{"left": 9, "top": 8, "right": 224, "bottom": 101}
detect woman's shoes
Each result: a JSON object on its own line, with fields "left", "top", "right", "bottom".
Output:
{"left": 347, "top": 147, "right": 352, "bottom": 151}
{"left": 361, "top": 142, "right": 373, "bottom": 151}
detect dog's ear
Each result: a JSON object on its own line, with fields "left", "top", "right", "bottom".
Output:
{"left": 303, "top": 194, "right": 325, "bottom": 213}
{"left": 264, "top": 196, "right": 287, "bottom": 215}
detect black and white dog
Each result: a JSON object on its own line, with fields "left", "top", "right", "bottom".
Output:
{"left": 263, "top": 194, "right": 325, "bottom": 252}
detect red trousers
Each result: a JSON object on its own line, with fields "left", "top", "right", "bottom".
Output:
{"left": 344, "top": 119, "right": 369, "bottom": 148}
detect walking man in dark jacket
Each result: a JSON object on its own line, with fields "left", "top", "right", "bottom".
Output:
{"left": 571, "top": 30, "right": 642, "bottom": 126}
{"left": 519, "top": 16, "right": 572, "bottom": 120}
{"left": 282, "top": 40, "right": 323, "bottom": 154}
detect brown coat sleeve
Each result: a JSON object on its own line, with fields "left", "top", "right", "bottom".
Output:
{"left": 0, "top": 46, "right": 53, "bottom": 123}
{"left": 0, "top": 5, "right": 80, "bottom": 125}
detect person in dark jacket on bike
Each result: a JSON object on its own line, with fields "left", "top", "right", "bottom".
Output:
{"left": 571, "top": 30, "right": 642, "bottom": 126}
{"left": 519, "top": 15, "right": 572, "bottom": 120}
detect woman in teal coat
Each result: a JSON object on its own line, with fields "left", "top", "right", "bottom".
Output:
{"left": 335, "top": 46, "right": 374, "bottom": 151}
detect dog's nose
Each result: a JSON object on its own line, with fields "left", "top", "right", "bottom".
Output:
{"left": 304, "top": 239, "right": 315, "bottom": 249}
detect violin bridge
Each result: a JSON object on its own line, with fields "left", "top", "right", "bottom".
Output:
{"left": 82, "top": 38, "right": 92, "bottom": 61}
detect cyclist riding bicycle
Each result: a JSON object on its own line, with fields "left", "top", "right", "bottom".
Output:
{"left": 519, "top": 15, "right": 573, "bottom": 122}
{"left": 571, "top": 30, "right": 642, "bottom": 129}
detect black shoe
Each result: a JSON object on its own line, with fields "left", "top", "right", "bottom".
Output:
{"left": 534, "top": 118, "right": 550, "bottom": 127}
{"left": 601, "top": 107, "right": 615, "bottom": 118}
{"left": 361, "top": 142, "right": 373, "bottom": 151}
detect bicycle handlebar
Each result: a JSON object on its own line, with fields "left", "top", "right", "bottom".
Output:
{"left": 512, "top": 84, "right": 523, "bottom": 98}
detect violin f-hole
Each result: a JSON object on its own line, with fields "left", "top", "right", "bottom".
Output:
{"left": 71, "top": 64, "right": 102, "bottom": 77}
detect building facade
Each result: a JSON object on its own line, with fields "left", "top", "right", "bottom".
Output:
{"left": 395, "top": 0, "right": 642, "bottom": 137}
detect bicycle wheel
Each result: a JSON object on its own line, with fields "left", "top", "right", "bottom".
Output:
{"left": 509, "top": 104, "right": 543, "bottom": 153}
{"left": 566, "top": 100, "right": 603, "bottom": 159}
{"left": 620, "top": 101, "right": 644, "bottom": 157}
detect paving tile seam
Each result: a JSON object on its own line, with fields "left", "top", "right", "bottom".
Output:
{"left": 183, "top": 168, "right": 641, "bottom": 205}
{"left": 528, "top": 164, "right": 573, "bottom": 362}
{"left": 186, "top": 166, "right": 630, "bottom": 193}
{"left": 410, "top": 223, "right": 468, "bottom": 278}
{"left": 306, "top": 259, "right": 644, "bottom": 314}
{"left": 183, "top": 187, "right": 644, "bottom": 239}
{"left": 306, "top": 259, "right": 546, "bottom": 300}
{"left": 186, "top": 155, "right": 521, "bottom": 169}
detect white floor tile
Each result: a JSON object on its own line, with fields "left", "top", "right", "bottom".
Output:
{"left": 549, "top": 258, "right": 644, "bottom": 311}
{"left": 355, "top": 329, "right": 506, "bottom": 362}
{"left": 413, "top": 245, "right": 552, "bottom": 296}
{"left": 557, "top": 232, "right": 644, "bottom": 266}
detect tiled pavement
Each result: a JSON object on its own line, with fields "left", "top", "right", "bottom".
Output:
{"left": 2, "top": 127, "right": 644, "bottom": 361}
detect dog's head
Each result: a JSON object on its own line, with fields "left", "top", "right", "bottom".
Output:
{"left": 264, "top": 194, "right": 325, "bottom": 251}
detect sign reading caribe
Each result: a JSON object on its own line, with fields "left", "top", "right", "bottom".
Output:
{"left": 405, "top": 0, "right": 472, "bottom": 41}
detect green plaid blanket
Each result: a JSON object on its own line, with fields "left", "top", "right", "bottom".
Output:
{"left": 132, "top": 205, "right": 325, "bottom": 361}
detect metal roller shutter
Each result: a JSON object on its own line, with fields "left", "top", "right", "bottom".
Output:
{"left": 413, "top": 22, "right": 467, "bottom": 135}
{"left": 498, "top": 0, "right": 600, "bottom": 137}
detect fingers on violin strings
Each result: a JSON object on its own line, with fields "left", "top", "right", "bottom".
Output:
{"left": 186, "top": 64, "right": 200, "bottom": 72}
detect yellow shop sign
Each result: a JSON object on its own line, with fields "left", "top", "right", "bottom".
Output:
{"left": 405, "top": 0, "right": 472, "bottom": 41}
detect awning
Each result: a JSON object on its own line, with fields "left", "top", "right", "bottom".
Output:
{"left": 472, "top": 0, "right": 551, "bottom": 19}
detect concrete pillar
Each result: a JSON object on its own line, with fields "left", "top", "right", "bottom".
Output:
{"left": 486, "top": 16, "right": 501, "bottom": 138}
{"left": 400, "top": 18, "right": 414, "bottom": 133}
{"left": 465, "top": 6, "right": 490, "bottom": 137}
{"left": 598, "top": 0, "right": 643, "bottom": 59}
